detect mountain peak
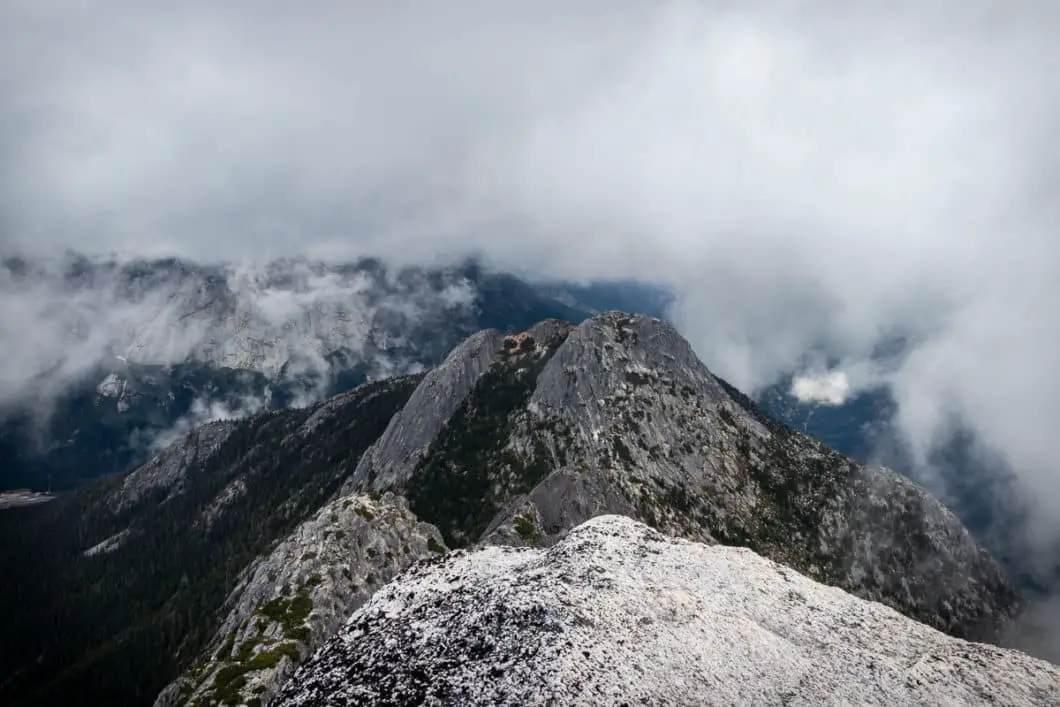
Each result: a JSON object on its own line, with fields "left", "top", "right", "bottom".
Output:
{"left": 336, "top": 312, "right": 1018, "bottom": 641}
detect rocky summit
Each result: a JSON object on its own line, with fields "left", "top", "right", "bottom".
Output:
{"left": 349, "top": 312, "right": 1017, "bottom": 642}
{"left": 276, "top": 515, "right": 1059, "bottom": 707}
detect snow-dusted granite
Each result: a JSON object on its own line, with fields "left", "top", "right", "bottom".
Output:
{"left": 277, "top": 515, "right": 1058, "bottom": 707}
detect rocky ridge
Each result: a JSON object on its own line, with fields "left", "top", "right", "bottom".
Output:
{"left": 349, "top": 312, "right": 1016, "bottom": 641}
{"left": 276, "top": 515, "right": 1059, "bottom": 707}
{"left": 139, "top": 311, "right": 1022, "bottom": 706}
{"left": 158, "top": 493, "right": 445, "bottom": 707}
{"left": 0, "top": 374, "right": 423, "bottom": 707}
{"left": 111, "top": 419, "right": 236, "bottom": 514}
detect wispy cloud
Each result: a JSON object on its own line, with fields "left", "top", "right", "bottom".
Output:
{"left": 0, "top": 256, "right": 477, "bottom": 411}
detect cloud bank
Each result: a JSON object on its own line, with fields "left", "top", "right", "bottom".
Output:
{"left": 2, "top": 1, "right": 1057, "bottom": 577}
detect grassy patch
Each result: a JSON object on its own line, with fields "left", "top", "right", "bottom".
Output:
{"left": 245, "top": 642, "right": 300, "bottom": 671}
{"left": 214, "top": 631, "right": 236, "bottom": 661}
{"left": 514, "top": 515, "right": 536, "bottom": 540}
{"left": 256, "top": 592, "right": 313, "bottom": 640}
{"left": 209, "top": 640, "right": 301, "bottom": 705}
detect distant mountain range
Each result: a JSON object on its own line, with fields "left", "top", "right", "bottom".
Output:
{"left": 0, "top": 253, "right": 1040, "bottom": 587}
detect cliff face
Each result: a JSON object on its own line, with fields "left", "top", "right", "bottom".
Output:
{"left": 343, "top": 328, "right": 507, "bottom": 494}
{"left": 276, "top": 515, "right": 1059, "bottom": 707}
{"left": 350, "top": 312, "right": 1017, "bottom": 642}
{"left": 157, "top": 493, "right": 445, "bottom": 707}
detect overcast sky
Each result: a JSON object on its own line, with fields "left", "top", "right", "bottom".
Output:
{"left": 2, "top": 3, "right": 1058, "bottom": 543}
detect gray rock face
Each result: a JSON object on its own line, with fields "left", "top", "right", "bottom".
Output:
{"left": 346, "top": 319, "right": 576, "bottom": 499}
{"left": 156, "top": 492, "right": 445, "bottom": 707}
{"left": 276, "top": 515, "right": 1059, "bottom": 707}
{"left": 110, "top": 419, "right": 234, "bottom": 514}
{"left": 481, "top": 465, "right": 647, "bottom": 548}
{"left": 530, "top": 311, "right": 731, "bottom": 434}
{"left": 377, "top": 312, "right": 1017, "bottom": 641}
{"left": 345, "top": 329, "right": 506, "bottom": 493}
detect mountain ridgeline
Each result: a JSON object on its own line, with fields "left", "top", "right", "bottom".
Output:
{"left": 2, "top": 254, "right": 667, "bottom": 493}
{"left": 0, "top": 312, "right": 1024, "bottom": 707}
{"left": 349, "top": 313, "right": 1015, "bottom": 640}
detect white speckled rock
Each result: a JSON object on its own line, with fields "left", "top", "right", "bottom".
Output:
{"left": 277, "top": 515, "right": 1059, "bottom": 707}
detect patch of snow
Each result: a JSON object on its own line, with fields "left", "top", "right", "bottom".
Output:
{"left": 83, "top": 529, "right": 130, "bottom": 557}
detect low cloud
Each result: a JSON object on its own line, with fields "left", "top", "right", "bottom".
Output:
{"left": 791, "top": 372, "right": 851, "bottom": 406}
{"left": 0, "top": 256, "right": 477, "bottom": 414}
{"left": 150, "top": 393, "right": 266, "bottom": 453}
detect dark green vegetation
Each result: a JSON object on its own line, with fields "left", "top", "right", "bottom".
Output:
{"left": 0, "top": 375, "right": 420, "bottom": 707}
{"left": 405, "top": 333, "right": 569, "bottom": 546}
{"left": 257, "top": 593, "right": 314, "bottom": 642}
{"left": 513, "top": 515, "right": 537, "bottom": 540}
{"left": 208, "top": 641, "right": 300, "bottom": 707}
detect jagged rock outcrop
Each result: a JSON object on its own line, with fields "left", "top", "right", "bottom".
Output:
{"left": 157, "top": 493, "right": 445, "bottom": 707}
{"left": 354, "top": 312, "right": 1017, "bottom": 642}
{"left": 276, "top": 515, "right": 1059, "bottom": 707}
{"left": 344, "top": 329, "right": 507, "bottom": 493}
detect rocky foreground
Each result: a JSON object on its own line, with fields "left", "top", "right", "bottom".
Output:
{"left": 277, "top": 515, "right": 1058, "bottom": 707}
